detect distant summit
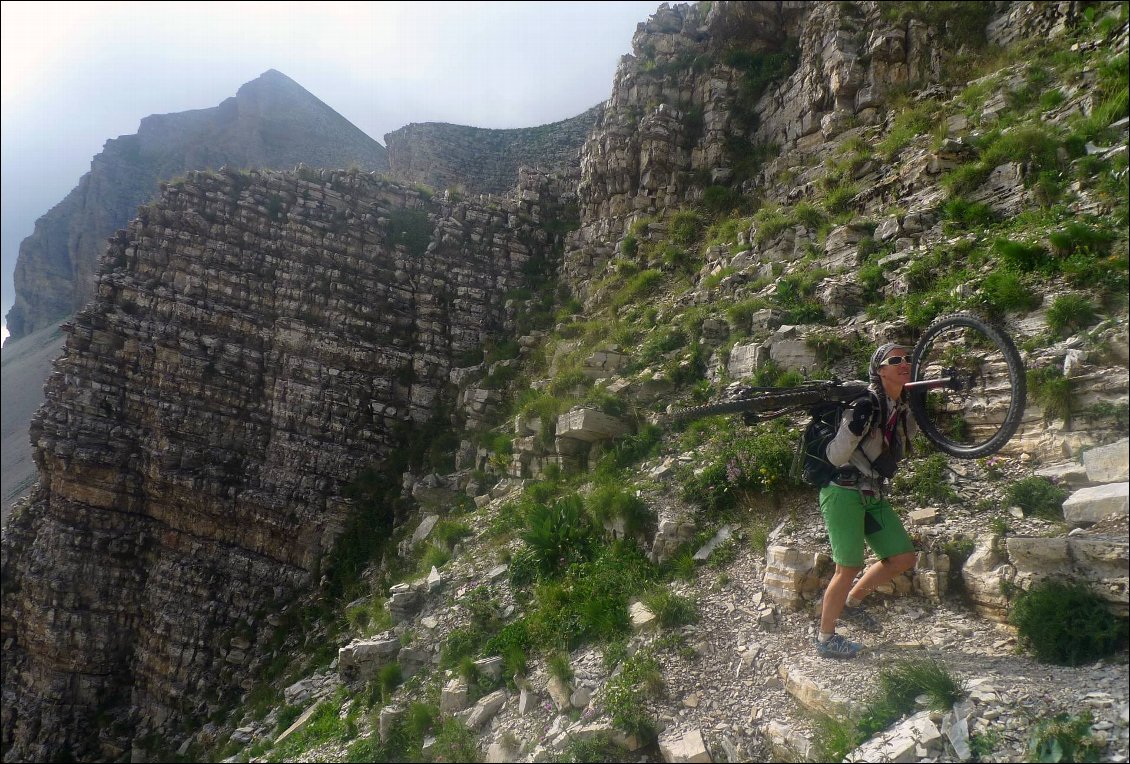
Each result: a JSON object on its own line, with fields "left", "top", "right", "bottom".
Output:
{"left": 5, "top": 70, "right": 389, "bottom": 339}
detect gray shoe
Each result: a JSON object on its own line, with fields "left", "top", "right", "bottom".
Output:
{"left": 814, "top": 634, "right": 862, "bottom": 659}
{"left": 840, "top": 604, "right": 883, "bottom": 633}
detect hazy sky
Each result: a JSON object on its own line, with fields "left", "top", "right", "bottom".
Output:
{"left": 0, "top": 0, "right": 660, "bottom": 343}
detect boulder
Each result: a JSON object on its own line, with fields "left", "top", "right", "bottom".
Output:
{"left": 659, "top": 728, "right": 712, "bottom": 763}
{"left": 1062, "top": 482, "right": 1129, "bottom": 527}
{"left": 1082, "top": 438, "right": 1129, "bottom": 483}
{"left": 555, "top": 408, "right": 630, "bottom": 442}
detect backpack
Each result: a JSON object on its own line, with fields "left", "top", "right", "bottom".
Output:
{"left": 795, "top": 392, "right": 879, "bottom": 488}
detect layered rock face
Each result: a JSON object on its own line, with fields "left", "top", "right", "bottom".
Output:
{"left": 1, "top": 166, "right": 552, "bottom": 761}
{"left": 5, "top": 70, "right": 389, "bottom": 340}
{"left": 564, "top": 0, "right": 956, "bottom": 288}
{"left": 385, "top": 105, "right": 601, "bottom": 196}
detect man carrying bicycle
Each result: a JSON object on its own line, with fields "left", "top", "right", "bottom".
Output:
{"left": 814, "top": 342, "right": 920, "bottom": 659}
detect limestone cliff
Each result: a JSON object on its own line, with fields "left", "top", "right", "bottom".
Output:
{"left": 5, "top": 70, "right": 389, "bottom": 340}
{"left": 0, "top": 166, "right": 557, "bottom": 761}
{"left": 385, "top": 105, "right": 602, "bottom": 196}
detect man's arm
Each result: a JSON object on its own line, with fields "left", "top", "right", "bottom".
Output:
{"left": 826, "top": 397, "right": 873, "bottom": 467}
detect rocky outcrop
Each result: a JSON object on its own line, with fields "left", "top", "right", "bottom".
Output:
{"left": 0, "top": 165, "right": 557, "bottom": 761}
{"left": 384, "top": 105, "right": 602, "bottom": 196}
{"left": 5, "top": 70, "right": 389, "bottom": 340}
{"left": 563, "top": 0, "right": 996, "bottom": 291}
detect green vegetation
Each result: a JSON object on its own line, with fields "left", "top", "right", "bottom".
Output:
{"left": 588, "top": 484, "right": 651, "bottom": 537}
{"left": 640, "top": 587, "right": 699, "bottom": 628}
{"left": 1047, "top": 295, "right": 1099, "bottom": 337}
{"left": 600, "top": 649, "right": 664, "bottom": 741}
{"left": 725, "top": 44, "right": 800, "bottom": 127}
{"left": 877, "top": 100, "right": 941, "bottom": 160}
{"left": 1028, "top": 367, "right": 1075, "bottom": 424}
{"left": 559, "top": 731, "right": 635, "bottom": 763}
{"left": 879, "top": 2, "right": 995, "bottom": 48}
{"left": 1010, "top": 580, "right": 1127, "bottom": 666}
{"left": 1027, "top": 711, "right": 1102, "bottom": 763}
{"left": 894, "top": 453, "right": 959, "bottom": 504}
{"left": 814, "top": 657, "right": 966, "bottom": 762}
{"left": 681, "top": 422, "right": 799, "bottom": 513}
{"left": 267, "top": 691, "right": 353, "bottom": 763}
{"left": 1003, "top": 477, "right": 1068, "bottom": 520}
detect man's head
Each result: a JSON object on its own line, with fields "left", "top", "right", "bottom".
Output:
{"left": 869, "top": 342, "right": 911, "bottom": 390}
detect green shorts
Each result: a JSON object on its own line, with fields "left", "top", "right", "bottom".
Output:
{"left": 818, "top": 484, "right": 914, "bottom": 568}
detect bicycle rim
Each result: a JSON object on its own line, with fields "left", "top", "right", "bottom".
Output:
{"left": 909, "top": 312, "right": 1026, "bottom": 458}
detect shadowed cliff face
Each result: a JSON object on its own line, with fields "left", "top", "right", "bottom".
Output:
{"left": 5, "top": 70, "right": 390, "bottom": 341}
{"left": 0, "top": 166, "right": 552, "bottom": 761}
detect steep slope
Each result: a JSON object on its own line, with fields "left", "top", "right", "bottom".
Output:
{"left": 4, "top": 70, "right": 389, "bottom": 340}
{"left": 0, "top": 166, "right": 563, "bottom": 761}
{"left": 189, "top": 1, "right": 1127, "bottom": 763}
{"left": 2, "top": 1, "right": 1128, "bottom": 763}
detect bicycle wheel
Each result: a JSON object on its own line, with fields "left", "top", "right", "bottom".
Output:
{"left": 908, "top": 312, "right": 1026, "bottom": 458}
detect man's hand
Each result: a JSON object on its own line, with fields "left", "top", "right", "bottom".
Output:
{"left": 848, "top": 397, "right": 874, "bottom": 436}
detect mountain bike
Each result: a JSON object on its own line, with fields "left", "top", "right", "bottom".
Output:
{"left": 668, "top": 312, "right": 1027, "bottom": 458}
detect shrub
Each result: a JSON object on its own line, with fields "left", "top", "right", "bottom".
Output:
{"left": 1048, "top": 222, "right": 1115, "bottom": 257}
{"left": 702, "top": 185, "right": 742, "bottom": 215}
{"left": 559, "top": 732, "right": 634, "bottom": 763}
{"left": 417, "top": 543, "right": 451, "bottom": 574}
{"left": 753, "top": 206, "right": 790, "bottom": 243}
{"left": 877, "top": 101, "right": 938, "bottom": 160}
{"left": 432, "top": 519, "right": 472, "bottom": 550}
{"left": 941, "top": 197, "right": 995, "bottom": 228}
{"left": 994, "top": 238, "right": 1051, "bottom": 271}
{"left": 681, "top": 425, "right": 798, "bottom": 512}
{"left": 386, "top": 207, "right": 433, "bottom": 257}
{"left": 1046, "top": 294, "right": 1098, "bottom": 337}
{"left": 600, "top": 650, "right": 663, "bottom": 741}
{"left": 659, "top": 243, "right": 698, "bottom": 273}
{"left": 593, "top": 426, "right": 661, "bottom": 480}
{"left": 525, "top": 541, "right": 656, "bottom": 650}
{"left": 441, "top": 626, "right": 486, "bottom": 669}
{"left": 792, "top": 201, "right": 826, "bottom": 229}
{"left": 668, "top": 209, "right": 705, "bottom": 246}
{"left": 1027, "top": 712, "right": 1102, "bottom": 763}
{"left": 813, "top": 656, "right": 966, "bottom": 761}
{"left": 588, "top": 485, "right": 651, "bottom": 537}
{"left": 1010, "top": 580, "right": 1127, "bottom": 666}
{"left": 981, "top": 125, "right": 1061, "bottom": 174}
{"left": 858, "top": 659, "right": 966, "bottom": 739}
{"left": 979, "top": 270, "right": 1041, "bottom": 314}
{"left": 377, "top": 663, "right": 402, "bottom": 703}
{"left": 824, "top": 182, "right": 859, "bottom": 215}
{"left": 640, "top": 587, "right": 699, "bottom": 628}
{"left": 943, "top": 162, "right": 992, "bottom": 196}
{"left": 620, "top": 234, "right": 639, "bottom": 258}
{"left": 1003, "top": 477, "right": 1067, "bottom": 520}
{"left": 725, "top": 45, "right": 800, "bottom": 105}
{"left": 613, "top": 269, "right": 664, "bottom": 308}
{"left": 547, "top": 652, "right": 575, "bottom": 682}
{"left": 430, "top": 717, "right": 482, "bottom": 763}
{"left": 894, "top": 453, "right": 958, "bottom": 504}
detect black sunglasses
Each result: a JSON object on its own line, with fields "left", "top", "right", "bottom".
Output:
{"left": 878, "top": 355, "right": 909, "bottom": 367}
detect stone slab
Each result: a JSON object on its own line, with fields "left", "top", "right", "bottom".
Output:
{"left": 1062, "top": 482, "right": 1129, "bottom": 527}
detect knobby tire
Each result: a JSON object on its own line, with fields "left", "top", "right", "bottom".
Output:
{"left": 908, "top": 312, "right": 1026, "bottom": 458}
